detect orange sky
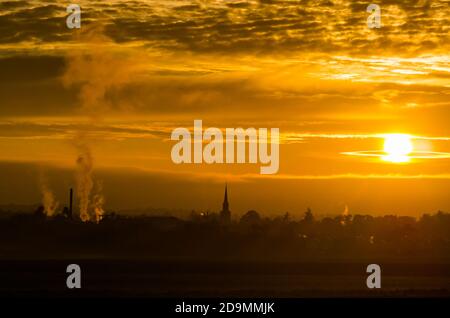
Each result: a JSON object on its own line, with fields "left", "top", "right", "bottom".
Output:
{"left": 0, "top": 0, "right": 449, "bottom": 217}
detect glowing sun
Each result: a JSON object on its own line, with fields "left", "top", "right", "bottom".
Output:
{"left": 382, "top": 134, "right": 413, "bottom": 163}
{"left": 342, "top": 133, "right": 450, "bottom": 162}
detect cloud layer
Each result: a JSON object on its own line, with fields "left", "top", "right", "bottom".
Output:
{"left": 0, "top": 1, "right": 449, "bottom": 55}
{"left": 0, "top": 1, "right": 449, "bottom": 213}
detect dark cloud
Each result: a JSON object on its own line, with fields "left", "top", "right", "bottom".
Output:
{"left": 0, "top": 1, "right": 447, "bottom": 55}
{"left": 0, "top": 121, "right": 168, "bottom": 139}
{"left": 0, "top": 55, "right": 77, "bottom": 116}
{"left": 0, "top": 1, "right": 29, "bottom": 10}
{"left": 0, "top": 55, "right": 65, "bottom": 82}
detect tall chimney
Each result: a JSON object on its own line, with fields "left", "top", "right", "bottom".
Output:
{"left": 69, "top": 188, "right": 73, "bottom": 219}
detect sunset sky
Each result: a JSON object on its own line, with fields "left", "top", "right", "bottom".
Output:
{"left": 0, "top": 0, "right": 449, "bottom": 217}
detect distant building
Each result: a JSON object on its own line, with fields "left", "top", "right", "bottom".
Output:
{"left": 220, "top": 184, "right": 231, "bottom": 223}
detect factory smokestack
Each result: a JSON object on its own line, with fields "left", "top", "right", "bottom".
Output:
{"left": 69, "top": 188, "right": 73, "bottom": 219}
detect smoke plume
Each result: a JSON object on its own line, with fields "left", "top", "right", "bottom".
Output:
{"left": 340, "top": 204, "right": 350, "bottom": 226}
{"left": 39, "top": 172, "right": 59, "bottom": 217}
{"left": 92, "top": 182, "right": 105, "bottom": 223}
{"left": 74, "top": 140, "right": 94, "bottom": 222}
{"left": 62, "top": 25, "right": 137, "bottom": 222}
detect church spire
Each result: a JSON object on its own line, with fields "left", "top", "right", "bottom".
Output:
{"left": 223, "top": 184, "right": 228, "bottom": 207}
{"left": 220, "top": 183, "right": 231, "bottom": 222}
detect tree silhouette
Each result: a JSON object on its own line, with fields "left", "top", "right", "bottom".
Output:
{"left": 303, "top": 207, "right": 314, "bottom": 223}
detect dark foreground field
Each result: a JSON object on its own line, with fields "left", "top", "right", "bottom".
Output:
{"left": 0, "top": 260, "right": 449, "bottom": 297}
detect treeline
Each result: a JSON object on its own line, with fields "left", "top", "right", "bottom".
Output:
{"left": 0, "top": 208, "right": 449, "bottom": 262}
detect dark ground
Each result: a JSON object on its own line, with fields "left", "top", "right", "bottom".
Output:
{"left": 0, "top": 260, "right": 449, "bottom": 297}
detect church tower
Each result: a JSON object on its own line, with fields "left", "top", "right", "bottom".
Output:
{"left": 220, "top": 184, "right": 231, "bottom": 222}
